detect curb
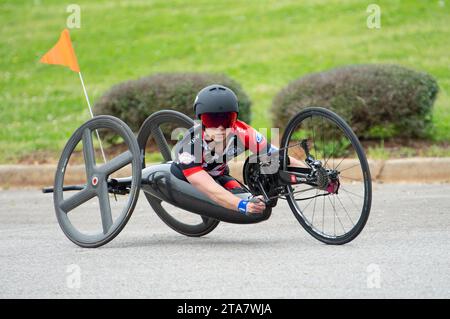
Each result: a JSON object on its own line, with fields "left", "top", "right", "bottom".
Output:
{"left": 374, "top": 157, "right": 450, "bottom": 183}
{"left": 1, "top": 157, "right": 450, "bottom": 189}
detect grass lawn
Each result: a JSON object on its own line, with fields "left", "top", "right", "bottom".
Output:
{"left": 0, "top": 0, "right": 449, "bottom": 163}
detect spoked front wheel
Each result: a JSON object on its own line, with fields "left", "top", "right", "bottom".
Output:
{"left": 280, "top": 107, "right": 372, "bottom": 245}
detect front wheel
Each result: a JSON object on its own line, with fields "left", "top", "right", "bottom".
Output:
{"left": 280, "top": 107, "right": 372, "bottom": 245}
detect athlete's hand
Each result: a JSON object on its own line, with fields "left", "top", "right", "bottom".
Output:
{"left": 246, "top": 195, "right": 266, "bottom": 214}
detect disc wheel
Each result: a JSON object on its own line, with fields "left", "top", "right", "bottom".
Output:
{"left": 280, "top": 107, "right": 372, "bottom": 245}
{"left": 54, "top": 116, "right": 142, "bottom": 248}
{"left": 137, "top": 110, "right": 220, "bottom": 237}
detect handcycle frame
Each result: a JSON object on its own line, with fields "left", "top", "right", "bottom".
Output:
{"left": 44, "top": 108, "right": 370, "bottom": 247}
{"left": 43, "top": 127, "right": 327, "bottom": 225}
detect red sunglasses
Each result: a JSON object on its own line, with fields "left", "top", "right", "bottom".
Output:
{"left": 201, "top": 112, "right": 237, "bottom": 128}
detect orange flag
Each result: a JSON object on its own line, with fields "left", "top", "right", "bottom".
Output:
{"left": 40, "top": 29, "right": 80, "bottom": 72}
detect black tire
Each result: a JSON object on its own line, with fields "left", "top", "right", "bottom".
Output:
{"left": 137, "top": 110, "right": 220, "bottom": 237}
{"left": 280, "top": 107, "right": 372, "bottom": 245}
{"left": 54, "top": 116, "right": 142, "bottom": 248}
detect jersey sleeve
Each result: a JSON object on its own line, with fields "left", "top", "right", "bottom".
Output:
{"left": 175, "top": 126, "right": 204, "bottom": 177}
{"left": 234, "top": 121, "right": 279, "bottom": 155}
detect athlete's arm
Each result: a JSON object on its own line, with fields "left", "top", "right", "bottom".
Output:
{"left": 287, "top": 154, "right": 304, "bottom": 167}
{"left": 236, "top": 121, "right": 305, "bottom": 167}
{"left": 186, "top": 170, "right": 265, "bottom": 214}
{"left": 259, "top": 144, "right": 305, "bottom": 167}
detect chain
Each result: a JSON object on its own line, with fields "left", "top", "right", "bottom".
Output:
{"left": 263, "top": 186, "right": 329, "bottom": 202}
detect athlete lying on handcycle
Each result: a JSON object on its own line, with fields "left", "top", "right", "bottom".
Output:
{"left": 171, "top": 84, "right": 303, "bottom": 215}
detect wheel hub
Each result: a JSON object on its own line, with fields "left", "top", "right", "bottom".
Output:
{"left": 326, "top": 170, "right": 340, "bottom": 194}
{"left": 91, "top": 176, "right": 99, "bottom": 187}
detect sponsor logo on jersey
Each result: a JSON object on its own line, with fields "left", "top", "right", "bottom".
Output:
{"left": 256, "top": 132, "right": 263, "bottom": 143}
{"left": 178, "top": 152, "right": 196, "bottom": 165}
{"left": 236, "top": 126, "right": 246, "bottom": 134}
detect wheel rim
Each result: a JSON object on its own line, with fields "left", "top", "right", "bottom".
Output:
{"left": 281, "top": 108, "right": 371, "bottom": 242}
{"left": 137, "top": 110, "right": 219, "bottom": 236}
{"left": 54, "top": 116, "right": 141, "bottom": 247}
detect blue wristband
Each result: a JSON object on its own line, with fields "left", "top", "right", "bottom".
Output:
{"left": 238, "top": 200, "right": 249, "bottom": 215}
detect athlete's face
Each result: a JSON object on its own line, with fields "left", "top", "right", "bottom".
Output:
{"left": 201, "top": 112, "right": 236, "bottom": 142}
{"left": 205, "top": 125, "right": 226, "bottom": 142}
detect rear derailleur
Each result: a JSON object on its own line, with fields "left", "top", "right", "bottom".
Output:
{"left": 280, "top": 139, "right": 340, "bottom": 194}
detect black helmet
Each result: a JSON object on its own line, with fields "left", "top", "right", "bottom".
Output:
{"left": 193, "top": 84, "right": 239, "bottom": 119}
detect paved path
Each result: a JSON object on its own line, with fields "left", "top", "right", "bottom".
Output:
{"left": 0, "top": 184, "right": 449, "bottom": 298}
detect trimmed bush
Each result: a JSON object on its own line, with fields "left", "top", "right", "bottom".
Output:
{"left": 94, "top": 73, "right": 252, "bottom": 135}
{"left": 272, "top": 64, "right": 439, "bottom": 139}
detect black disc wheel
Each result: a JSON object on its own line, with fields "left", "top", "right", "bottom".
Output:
{"left": 280, "top": 107, "right": 372, "bottom": 245}
{"left": 54, "top": 116, "right": 142, "bottom": 248}
{"left": 137, "top": 110, "right": 220, "bottom": 237}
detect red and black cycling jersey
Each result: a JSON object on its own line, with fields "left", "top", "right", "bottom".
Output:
{"left": 174, "top": 119, "right": 278, "bottom": 178}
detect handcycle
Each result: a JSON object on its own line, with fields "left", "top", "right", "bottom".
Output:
{"left": 43, "top": 107, "right": 372, "bottom": 247}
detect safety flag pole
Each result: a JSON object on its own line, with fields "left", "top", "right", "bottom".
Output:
{"left": 78, "top": 71, "right": 107, "bottom": 163}
{"left": 39, "top": 28, "right": 107, "bottom": 163}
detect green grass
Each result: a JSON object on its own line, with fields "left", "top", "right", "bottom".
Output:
{"left": 0, "top": 0, "right": 449, "bottom": 163}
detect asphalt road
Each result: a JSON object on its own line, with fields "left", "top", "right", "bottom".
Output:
{"left": 0, "top": 184, "right": 449, "bottom": 298}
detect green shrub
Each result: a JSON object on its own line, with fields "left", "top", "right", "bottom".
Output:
{"left": 94, "top": 73, "right": 252, "bottom": 136}
{"left": 272, "top": 64, "right": 439, "bottom": 139}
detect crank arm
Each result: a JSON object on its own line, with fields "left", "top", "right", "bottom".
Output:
{"left": 256, "top": 180, "right": 270, "bottom": 203}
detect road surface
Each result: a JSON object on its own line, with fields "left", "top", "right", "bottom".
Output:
{"left": 0, "top": 184, "right": 449, "bottom": 298}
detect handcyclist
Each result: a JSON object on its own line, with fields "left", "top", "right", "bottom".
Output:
{"left": 171, "top": 84, "right": 303, "bottom": 216}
